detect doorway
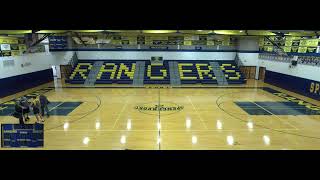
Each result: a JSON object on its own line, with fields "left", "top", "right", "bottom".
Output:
{"left": 52, "top": 66, "right": 57, "bottom": 77}
{"left": 239, "top": 66, "right": 256, "bottom": 79}
{"left": 258, "top": 67, "right": 266, "bottom": 81}
{"left": 51, "top": 65, "right": 61, "bottom": 79}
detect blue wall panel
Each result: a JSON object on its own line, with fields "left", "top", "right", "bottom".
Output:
{"left": 264, "top": 70, "right": 320, "bottom": 101}
{"left": 0, "top": 69, "right": 53, "bottom": 98}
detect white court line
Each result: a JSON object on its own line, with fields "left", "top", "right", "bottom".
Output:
{"left": 48, "top": 128, "right": 299, "bottom": 132}
{"left": 187, "top": 96, "right": 208, "bottom": 130}
{"left": 48, "top": 102, "right": 65, "bottom": 112}
{"left": 112, "top": 99, "right": 129, "bottom": 129}
{"left": 251, "top": 101, "right": 299, "bottom": 130}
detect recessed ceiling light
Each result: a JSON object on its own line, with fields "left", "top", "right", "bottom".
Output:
{"left": 120, "top": 135, "right": 126, "bottom": 144}
{"left": 83, "top": 137, "right": 90, "bottom": 145}
{"left": 63, "top": 122, "right": 69, "bottom": 131}
{"left": 227, "top": 135, "right": 234, "bottom": 145}
{"left": 216, "top": 120, "right": 223, "bottom": 130}
{"left": 186, "top": 118, "right": 191, "bottom": 129}
{"left": 247, "top": 121, "right": 253, "bottom": 130}
{"left": 263, "top": 135, "right": 270, "bottom": 145}
{"left": 192, "top": 136, "right": 198, "bottom": 144}
{"left": 95, "top": 122, "right": 101, "bottom": 130}
{"left": 127, "top": 119, "right": 132, "bottom": 130}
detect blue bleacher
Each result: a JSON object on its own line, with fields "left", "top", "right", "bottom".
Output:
{"left": 67, "top": 62, "right": 93, "bottom": 84}
{"left": 144, "top": 61, "right": 170, "bottom": 84}
{"left": 65, "top": 60, "right": 246, "bottom": 85}
{"left": 176, "top": 61, "right": 217, "bottom": 85}
{"left": 218, "top": 61, "right": 246, "bottom": 84}
{"left": 95, "top": 61, "right": 136, "bottom": 84}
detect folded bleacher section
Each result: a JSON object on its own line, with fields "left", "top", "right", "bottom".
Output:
{"left": 144, "top": 61, "right": 170, "bottom": 84}
{"left": 218, "top": 61, "right": 246, "bottom": 84}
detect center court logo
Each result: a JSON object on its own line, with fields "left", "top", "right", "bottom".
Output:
{"left": 135, "top": 102, "right": 184, "bottom": 115}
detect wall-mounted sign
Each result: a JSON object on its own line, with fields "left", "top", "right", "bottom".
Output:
{"left": 3, "top": 59, "right": 14, "bottom": 67}
{"left": 0, "top": 51, "right": 11, "bottom": 56}
{"left": 149, "top": 46, "right": 168, "bottom": 50}
{"left": 96, "top": 39, "right": 111, "bottom": 44}
{"left": 191, "top": 35, "right": 199, "bottom": 41}
{"left": 0, "top": 44, "right": 11, "bottom": 51}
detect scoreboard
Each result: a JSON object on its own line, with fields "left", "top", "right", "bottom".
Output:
{"left": 1, "top": 124, "right": 44, "bottom": 148}
{"left": 49, "top": 36, "right": 68, "bottom": 51}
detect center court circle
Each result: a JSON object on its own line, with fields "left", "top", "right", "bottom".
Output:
{"left": 134, "top": 102, "right": 184, "bottom": 115}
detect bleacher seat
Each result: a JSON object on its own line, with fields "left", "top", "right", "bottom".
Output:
{"left": 67, "top": 62, "right": 93, "bottom": 84}
{"left": 218, "top": 61, "right": 246, "bottom": 84}
{"left": 177, "top": 62, "right": 217, "bottom": 84}
{"left": 65, "top": 60, "right": 246, "bottom": 85}
{"left": 144, "top": 61, "right": 170, "bottom": 84}
{"left": 95, "top": 61, "right": 136, "bottom": 84}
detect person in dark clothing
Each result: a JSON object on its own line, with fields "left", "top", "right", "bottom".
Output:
{"left": 31, "top": 96, "right": 43, "bottom": 123}
{"left": 39, "top": 94, "right": 50, "bottom": 118}
{"left": 20, "top": 96, "right": 30, "bottom": 121}
{"left": 14, "top": 100, "right": 25, "bottom": 124}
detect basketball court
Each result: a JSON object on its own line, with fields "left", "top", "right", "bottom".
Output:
{"left": 1, "top": 30, "right": 320, "bottom": 150}
{"left": 1, "top": 79, "right": 320, "bottom": 150}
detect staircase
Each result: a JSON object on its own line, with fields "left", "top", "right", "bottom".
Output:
{"left": 84, "top": 61, "right": 104, "bottom": 86}
{"left": 133, "top": 61, "right": 145, "bottom": 86}
{"left": 210, "top": 62, "right": 228, "bottom": 86}
{"left": 68, "top": 52, "right": 79, "bottom": 68}
{"left": 169, "top": 61, "right": 181, "bottom": 86}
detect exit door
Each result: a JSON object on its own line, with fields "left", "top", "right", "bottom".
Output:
{"left": 259, "top": 67, "right": 266, "bottom": 81}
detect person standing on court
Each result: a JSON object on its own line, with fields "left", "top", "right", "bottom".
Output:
{"left": 20, "top": 96, "right": 31, "bottom": 121}
{"left": 31, "top": 96, "right": 44, "bottom": 123}
{"left": 39, "top": 94, "right": 50, "bottom": 118}
{"left": 14, "top": 99, "right": 25, "bottom": 124}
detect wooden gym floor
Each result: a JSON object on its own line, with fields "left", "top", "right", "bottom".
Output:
{"left": 1, "top": 79, "right": 320, "bottom": 150}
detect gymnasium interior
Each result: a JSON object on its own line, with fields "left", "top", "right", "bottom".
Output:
{"left": 0, "top": 30, "right": 320, "bottom": 150}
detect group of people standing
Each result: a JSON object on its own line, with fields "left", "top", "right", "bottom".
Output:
{"left": 13, "top": 94, "right": 50, "bottom": 124}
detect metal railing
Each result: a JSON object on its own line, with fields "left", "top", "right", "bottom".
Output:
{"left": 234, "top": 53, "right": 243, "bottom": 67}
{"left": 258, "top": 53, "right": 293, "bottom": 62}
{"left": 68, "top": 52, "right": 79, "bottom": 68}
{"left": 264, "top": 36, "right": 288, "bottom": 57}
